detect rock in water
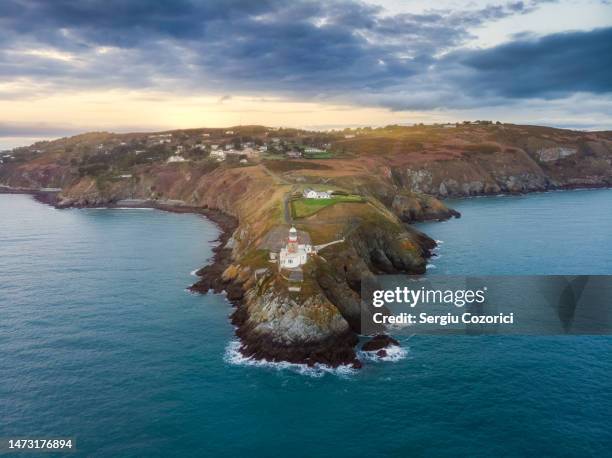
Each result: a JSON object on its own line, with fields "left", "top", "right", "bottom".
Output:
{"left": 362, "top": 334, "right": 400, "bottom": 352}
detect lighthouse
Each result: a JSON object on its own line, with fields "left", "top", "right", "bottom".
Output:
{"left": 287, "top": 226, "right": 298, "bottom": 253}
{"left": 278, "top": 226, "right": 312, "bottom": 269}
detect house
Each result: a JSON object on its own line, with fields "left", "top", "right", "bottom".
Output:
{"left": 303, "top": 189, "right": 332, "bottom": 199}
{"left": 304, "top": 147, "right": 325, "bottom": 154}
{"left": 210, "top": 150, "right": 226, "bottom": 161}
{"left": 224, "top": 144, "right": 233, "bottom": 150}
{"left": 279, "top": 227, "right": 314, "bottom": 270}
{"left": 149, "top": 133, "right": 172, "bottom": 144}
{"left": 211, "top": 144, "right": 219, "bottom": 150}
{"left": 286, "top": 150, "right": 302, "bottom": 158}
{"left": 259, "top": 145, "right": 268, "bottom": 152}
{"left": 167, "top": 155, "right": 187, "bottom": 163}
{"left": 225, "top": 130, "right": 234, "bottom": 135}
{"left": 118, "top": 174, "right": 133, "bottom": 179}
{"left": 202, "top": 133, "right": 210, "bottom": 137}
{"left": 344, "top": 134, "right": 355, "bottom": 139}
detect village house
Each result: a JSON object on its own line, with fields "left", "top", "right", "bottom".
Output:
{"left": 148, "top": 133, "right": 172, "bottom": 144}
{"left": 303, "top": 189, "right": 332, "bottom": 199}
{"left": 167, "top": 155, "right": 188, "bottom": 163}
{"left": 286, "top": 150, "right": 302, "bottom": 158}
{"left": 304, "top": 147, "right": 326, "bottom": 154}
{"left": 225, "top": 130, "right": 234, "bottom": 135}
{"left": 210, "top": 150, "right": 226, "bottom": 161}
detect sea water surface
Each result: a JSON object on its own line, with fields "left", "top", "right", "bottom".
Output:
{"left": 1, "top": 191, "right": 611, "bottom": 457}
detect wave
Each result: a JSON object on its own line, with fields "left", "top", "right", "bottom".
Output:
{"left": 224, "top": 340, "right": 356, "bottom": 378}
{"left": 85, "top": 207, "right": 155, "bottom": 210}
{"left": 190, "top": 268, "right": 200, "bottom": 276}
{"left": 426, "top": 263, "right": 437, "bottom": 269}
{"left": 358, "top": 345, "right": 407, "bottom": 363}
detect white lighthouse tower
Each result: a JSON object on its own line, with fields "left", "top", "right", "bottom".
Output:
{"left": 279, "top": 226, "right": 311, "bottom": 269}
{"left": 287, "top": 226, "right": 298, "bottom": 253}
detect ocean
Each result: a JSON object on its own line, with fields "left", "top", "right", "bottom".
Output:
{"left": 1, "top": 190, "right": 611, "bottom": 457}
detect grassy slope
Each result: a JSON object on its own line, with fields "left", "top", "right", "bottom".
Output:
{"left": 291, "top": 195, "right": 364, "bottom": 218}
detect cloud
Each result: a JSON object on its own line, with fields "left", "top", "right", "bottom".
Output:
{"left": 0, "top": 0, "right": 609, "bottom": 120}
{"left": 451, "top": 26, "right": 612, "bottom": 99}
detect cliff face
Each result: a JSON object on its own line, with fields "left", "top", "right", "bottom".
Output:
{"left": 380, "top": 130, "right": 612, "bottom": 197}
{"left": 2, "top": 123, "right": 611, "bottom": 368}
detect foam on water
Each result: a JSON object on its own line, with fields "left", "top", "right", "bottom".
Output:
{"left": 224, "top": 340, "right": 357, "bottom": 378}
{"left": 359, "top": 345, "right": 408, "bottom": 362}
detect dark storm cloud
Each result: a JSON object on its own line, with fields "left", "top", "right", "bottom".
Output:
{"left": 0, "top": 0, "right": 608, "bottom": 110}
{"left": 449, "top": 27, "right": 612, "bottom": 99}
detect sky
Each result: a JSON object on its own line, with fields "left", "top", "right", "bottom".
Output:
{"left": 0, "top": 0, "right": 611, "bottom": 148}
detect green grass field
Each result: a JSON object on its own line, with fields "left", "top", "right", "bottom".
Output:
{"left": 291, "top": 195, "right": 364, "bottom": 218}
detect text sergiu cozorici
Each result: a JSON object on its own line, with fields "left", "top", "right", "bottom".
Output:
{"left": 370, "top": 286, "right": 514, "bottom": 326}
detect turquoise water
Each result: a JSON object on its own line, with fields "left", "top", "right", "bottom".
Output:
{"left": 1, "top": 191, "right": 611, "bottom": 457}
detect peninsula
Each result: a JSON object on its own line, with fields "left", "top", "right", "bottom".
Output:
{"left": 2, "top": 123, "right": 611, "bottom": 367}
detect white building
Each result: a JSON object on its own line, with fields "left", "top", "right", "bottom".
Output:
{"left": 279, "top": 227, "right": 313, "bottom": 270}
{"left": 210, "top": 150, "right": 226, "bottom": 161}
{"left": 149, "top": 133, "right": 172, "bottom": 144}
{"left": 303, "top": 189, "right": 332, "bottom": 199}
{"left": 167, "top": 155, "right": 187, "bottom": 163}
{"left": 225, "top": 130, "right": 234, "bottom": 135}
{"left": 304, "top": 147, "right": 325, "bottom": 154}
